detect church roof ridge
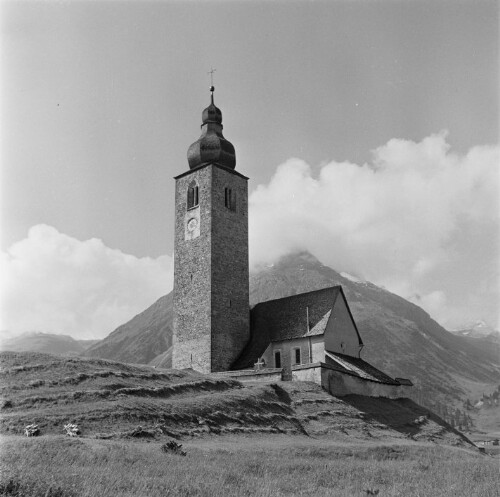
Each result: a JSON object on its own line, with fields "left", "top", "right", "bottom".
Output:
{"left": 253, "top": 285, "right": 341, "bottom": 309}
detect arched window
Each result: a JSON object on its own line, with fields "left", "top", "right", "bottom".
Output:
{"left": 187, "top": 181, "right": 199, "bottom": 209}
{"left": 224, "top": 187, "right": 236, "bottom": 211}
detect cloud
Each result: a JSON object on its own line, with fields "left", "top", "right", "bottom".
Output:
{"left": 249, "top": 132, "right": 499, "bottom": 330}
{"left": 1, "top": 225, "right": 173, "bottom": 339}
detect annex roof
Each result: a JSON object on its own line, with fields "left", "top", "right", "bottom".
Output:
{"left": 325, "top": 351, "right": 400, "bottom": 385}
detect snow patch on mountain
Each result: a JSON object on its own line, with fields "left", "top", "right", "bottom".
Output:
{"left": 450, "top": 320, "right": 499, "bottom": 339}
{"left": 340, "top": 272, "right": 365, "bottom": 284}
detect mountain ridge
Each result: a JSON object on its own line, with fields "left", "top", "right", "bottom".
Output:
{"left": 0, "top": 332, "right": 98, "bottom": 356}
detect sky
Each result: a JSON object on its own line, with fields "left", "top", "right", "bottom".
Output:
{"left": 1, "top": 1, "right": 498, "bottom": 339}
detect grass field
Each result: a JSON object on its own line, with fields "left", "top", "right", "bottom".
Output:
{"left": 1, "top": 434, "right": 498, "bottom": 497}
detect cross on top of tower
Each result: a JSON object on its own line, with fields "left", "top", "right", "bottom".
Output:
{"left": 208, "top": 67, "right": 216, "bottom": 93}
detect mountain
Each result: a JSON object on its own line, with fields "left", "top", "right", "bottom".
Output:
{"left": 0, "top": 332, "right": 98, "bottom": 355}
{"left": 83, "top": 294, "right": 173, "bottom": 364}
{"left": 446, "top": 323, "right": 500, "bottom": 381}
{"left": 84, "top": 252, "right": 500, "bottom": 404}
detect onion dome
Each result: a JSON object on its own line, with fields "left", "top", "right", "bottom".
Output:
{"left": 187, "top": 87, "right": 236, "bottom": 170}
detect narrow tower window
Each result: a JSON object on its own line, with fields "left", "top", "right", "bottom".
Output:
{"left": 224, "top": 187, "right": 236, "bottom": 211}
{"left": 187, "top": 181, "right": 199, "bottom": 209}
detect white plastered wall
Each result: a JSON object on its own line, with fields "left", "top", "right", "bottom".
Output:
{"left": 260, "top": 336, "right": 325, "bottom": 369}
{"left": 324, "top": 293, "right": 362, "bottom": 357}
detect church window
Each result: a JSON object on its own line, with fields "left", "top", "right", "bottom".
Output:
{"left": 274, "top": 350, "right": 282, "bottom": 368}
{"left": 293, "top": 347, "right": 301, "bottom": 365}
{"left": 187, "top": 182, "right": 199, "bottom": 209}
{"left": 224, "top": 187, "right": 236, "bottom": 211}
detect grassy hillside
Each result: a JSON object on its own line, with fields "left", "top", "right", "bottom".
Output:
{"left": 1, "top": 352, "right": 472, "bottom": 446}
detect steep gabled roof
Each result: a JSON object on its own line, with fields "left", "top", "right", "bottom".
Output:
{"left": 232, "top": 287, "right": 341, "bottom": 370}
{"left": 259, "top": 286, "right": 341, "bottom": 342}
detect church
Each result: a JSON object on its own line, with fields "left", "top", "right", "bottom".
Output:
{"left": 172, "top": 87, "right": 412, "bottom": 399}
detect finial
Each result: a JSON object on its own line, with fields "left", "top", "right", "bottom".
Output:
{"left": 208, "top": 68, "right": 216, "bottom": 103}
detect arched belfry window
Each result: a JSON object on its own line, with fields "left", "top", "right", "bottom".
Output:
{"left": 224, "top": 187, "right": 236, "bottom": 211}
{"left": 187, "top": 181, "right": 199, "bottom": 209}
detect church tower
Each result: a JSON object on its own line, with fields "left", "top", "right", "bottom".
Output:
{"left": 172, "top": 86, "right": 250, "bottom": 373}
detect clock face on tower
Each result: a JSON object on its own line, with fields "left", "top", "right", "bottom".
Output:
{"left": 187, "top": 218, "right": 198, "bottom": 232}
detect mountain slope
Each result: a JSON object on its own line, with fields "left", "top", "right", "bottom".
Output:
{"left": 84, "top": 252, "right": 500, "bottom": 404}
{"left": 83, "top": 294, "right": 172, "bottom": 364}
{"left": 449, "top": 322, "right": 500, "bottom": 362}
{"left": 0, "top": 332, "right": 98, "bottom": 356}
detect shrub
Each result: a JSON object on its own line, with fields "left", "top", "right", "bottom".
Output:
{"left": 161, "top": 440, "right": 186, "bottom": 456}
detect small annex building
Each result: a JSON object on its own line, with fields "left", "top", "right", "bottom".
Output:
{"left": 172, "top": 87, "right": 412, "bottom": 399}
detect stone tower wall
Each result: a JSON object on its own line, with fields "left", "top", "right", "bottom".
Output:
{"left": 172, "top": 163, "right": 249, "bottom": 373}
{"left": 210, "top": 165, "right": 249, "bottom": 371}
{"left": 172, "top": 165, "right": 213, "bottom": 372}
